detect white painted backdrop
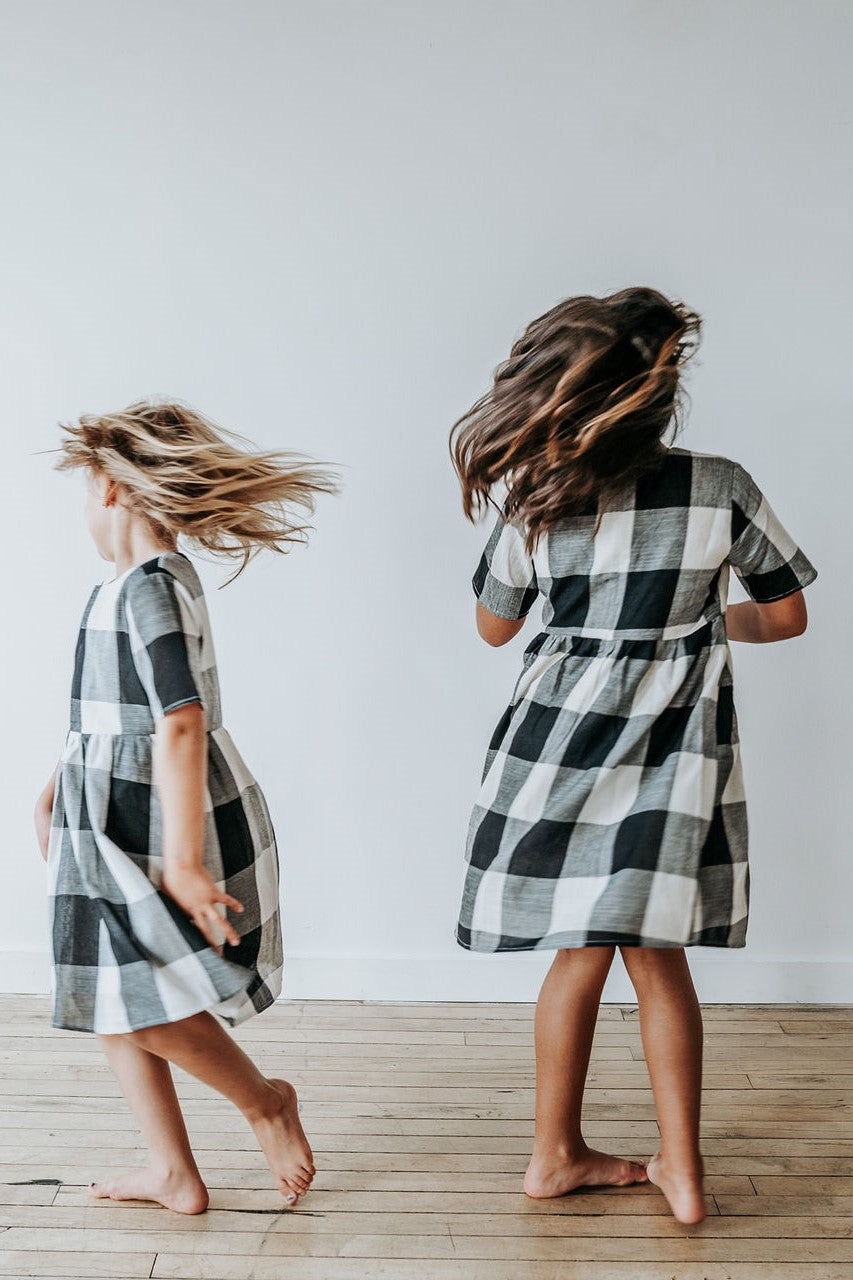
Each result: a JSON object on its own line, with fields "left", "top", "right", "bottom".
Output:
{"left": 1, "top": 1, "right": 847, "bottom": 1001}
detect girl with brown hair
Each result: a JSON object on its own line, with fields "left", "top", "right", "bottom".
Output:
{"left": 452, "top": 287, "right": 817, "bottom": 1223}
{"left": 33, "top": 401, "right": 337, "bottom": 1212}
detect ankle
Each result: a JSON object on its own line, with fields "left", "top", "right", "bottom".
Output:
{"left": 150, "top": 1159, "right": 202, "bottom": 1183}
{"left": 656, "top": 1150, "right": 704, "bottom": 1179}
{"left": 530, "top": 1138, "right": 589, "bottom": 1166}
{"left": 242, "top": 1079, "right": 282, "bottom": 1125}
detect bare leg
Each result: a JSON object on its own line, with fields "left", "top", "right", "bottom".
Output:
{"left": 524, "top": 947, "right": 648, "bottom": 1198}
{"left": 125, "top": 1011, "right": 314, "bottom": 1203}
{"left": 92, "top": 1035, "right": 209, "bottom": 1213}
{"left": 620, "top": 947, "right": 706, "bottom": 1224}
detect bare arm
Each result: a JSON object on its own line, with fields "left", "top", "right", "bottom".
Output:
{"left": 33, "top": 765, "right": 58, "bottom": 862}
{"left": 727, "top": 591, "right": 808, "bottom": 643}
{"left": 476, "top": 601, "right": 527, "bottom": 646}
{"left": 155, "top": 702, "right": 243, "bottom": 951}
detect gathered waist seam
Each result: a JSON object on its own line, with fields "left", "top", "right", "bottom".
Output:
{"left": 64, "top": 724, "right": 225, "bottom": 738}
{"left": 526, "top": 615, "right": 726, "bottom": 663}
{"left": 540, "top": 612, "right": 724, "bottom": 643}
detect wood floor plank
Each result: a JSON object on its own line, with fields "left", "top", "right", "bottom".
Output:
{"left": 779, "top": 1020, "right": 853, "bottom": 1034}
{"left": 750, "top": 1176, "right": 853, "bottom": 1195}
{"left": 4, "top": 1208, "right": 853, "bottom": 1240}
{"left": 0, "top": 1151, "right": 850, "bottom": 1181}
{"left": 4, "top": 1226, "right": 853, "bottom": 1263}
{"left": 0, "top": 1251, "right": 154, "bottom": 1277}
{"left": 0, "top": 1184, "right": 58, "bottom": 1205}
{"left": 719, "top": 1196, "right": 853, "bottom": 1215}
{"left": 0, "top": 1065, "right": 753, "bottom": 1092}
{"left": 149, "top": 1257, "right": 853, "bottom": 1279}
{"left": 0, "top": 1038, "right": 633, "bottom": 1062}
{"left": 748, "top": 1073, "right": 853, "bottom": 1089}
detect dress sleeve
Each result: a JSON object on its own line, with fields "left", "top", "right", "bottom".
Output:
{"left": 472, "top": 508, "right": 539, "bottom": 620}
{"left": 727, "top": 461, "right": 818, "bottom": 602}
{"left": 124, "top": 567, "right": 202, "bottom": 721}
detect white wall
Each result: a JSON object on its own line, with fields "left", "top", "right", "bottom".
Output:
{"left": 1, "top": 1, "right": 848, "bottom": 1002}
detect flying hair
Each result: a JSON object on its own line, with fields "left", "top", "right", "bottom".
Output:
{"left": 56, "top": 400, "right": 340, "bottom": 583}
{"left": 450, "top": 286, "right": 702, "bottom": 552}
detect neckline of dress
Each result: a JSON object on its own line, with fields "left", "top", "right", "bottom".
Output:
{"left": 102, "top": 549, "right": 188, "bottom": 588}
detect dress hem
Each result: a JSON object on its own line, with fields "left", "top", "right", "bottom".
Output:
{"left": 51, "top": 981, "right": 279, "bottom": 1036}
{"left": 456, "top": 931, "right": 748, "bottom": 953}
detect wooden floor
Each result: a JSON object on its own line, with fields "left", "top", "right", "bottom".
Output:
{"left": 0, "top": 996, "right": 851, "bottom": 1279}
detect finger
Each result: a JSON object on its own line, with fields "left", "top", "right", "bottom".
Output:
{"left": 216, "top": 891, "right": 245, "bottom": 913}
{"left": 205, "top": 906, "right": 241, "bottom": 949}
{"left": 193, "top": 912, "right": 225, "bottom": 955}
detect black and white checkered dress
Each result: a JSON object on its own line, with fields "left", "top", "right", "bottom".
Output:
{"left": 457, "top": 449, "right": 817, "bottom": 953}
{"left": 47, "top": 551, "right": 283, "bottom": 1033}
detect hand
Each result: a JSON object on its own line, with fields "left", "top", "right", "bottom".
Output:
{"left": 161, "top": 862, "right": 245, "bottom": 954}
{"left": 34, "top": 767, "right": 57, "bottom": 863}
{"left": 33, "top": 802, "right": 51, "bottom": 863}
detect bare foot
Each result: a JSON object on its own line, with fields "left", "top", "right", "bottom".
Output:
{"left": 249, "top": 1078, "right": 315, "bottom": 1203}
{"left": 646, "top": 1151, "right": 707, "bottom": 1224}
{"left": 88, "top": 1167, "right": 209, "bottom": 1215}
{"left": 524, "top": 1146, "right": 648, "bottom": 1198}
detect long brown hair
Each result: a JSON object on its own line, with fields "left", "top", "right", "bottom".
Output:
{"left": 450, "top": 287, "right": 701, "bottom": 551}
{"left": 57, "top": 400, "right": 339, "bottom": 582}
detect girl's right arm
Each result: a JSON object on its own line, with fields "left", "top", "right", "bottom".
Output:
{"left": 125, "top": 567, "right": 244, "bottom": 954}
{"left": 476, "top": 600, "right": 527, "bottom": 646}
{"left": 726, "top": 591, "right": 808, "bottom": 643}
{"left": 154, "top": 701, "right": 244, "bottom": 954}
{"left": 34, "top": 765, "right": 57, "bottom": 861}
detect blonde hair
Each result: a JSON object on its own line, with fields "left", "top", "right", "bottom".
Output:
{"left": 57, "top": 400, "right": 339, "bottom": 582}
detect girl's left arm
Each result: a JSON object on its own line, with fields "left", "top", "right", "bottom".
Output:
{"left": 155, "top": 703, "right": 244, "bottom": 952}
{"left": 471, "top": 510, "right": 539, "bottom": 645}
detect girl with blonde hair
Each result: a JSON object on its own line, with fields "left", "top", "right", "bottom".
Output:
{"left": 34, "top": 401, "right": 337, "bottom": 1213}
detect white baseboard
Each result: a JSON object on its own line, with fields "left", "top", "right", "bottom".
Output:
{"left": 3, "top": 949, "right": 851, "bottom": 1004}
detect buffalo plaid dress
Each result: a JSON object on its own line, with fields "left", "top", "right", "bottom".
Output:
{"left": 47, "top": 551, "right": 283, "bottom": 1033}
{"left": 457, "top": 449, "right": 817, "bottom": 952}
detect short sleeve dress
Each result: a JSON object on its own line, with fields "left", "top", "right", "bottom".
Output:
{"left": 47, "top": 551, "right": 283, "bottom": 1034}
{"left": 457, "top": 449, "right": 817, "bottom": 952}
